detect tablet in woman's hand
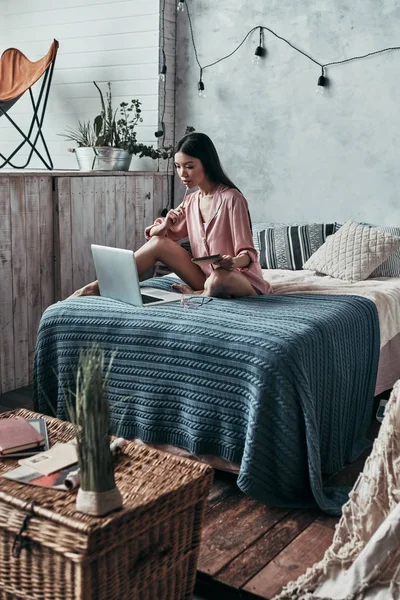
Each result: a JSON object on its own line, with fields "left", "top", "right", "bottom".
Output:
{"left": 191, "top": 254, "right": 222, "bottom": 265}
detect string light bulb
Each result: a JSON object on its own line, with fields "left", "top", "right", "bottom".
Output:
{"left": 177, "top": 0, "right": 185, "bottom": 12}
{"left": 154, "top": 123, "right": 165, "bottom": 138}
{"left": 252, "top": 26, "right": 266, "bottom": 66}
{"left": 316, "top": 72, "right": 329, "bottom": 94}
{"left": 159, "top": 64, "right": 167, "bottom": 82}
{"left": 252, "top": 45, "right": 265, "bottom": 65}
{"left": 197, "top": 80, "right": 206, "bottom": 98}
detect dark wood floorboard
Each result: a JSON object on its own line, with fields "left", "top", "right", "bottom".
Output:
{"left": 0, "top": 385, "right": 382, "bottom": 600}
{"left": 243, "top": 515, "right": 337, "bottom": 599}
{"left": 0, "top": 385, "right": 34, "bottom": 410}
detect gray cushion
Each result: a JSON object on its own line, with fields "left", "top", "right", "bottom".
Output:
{"left": 303, "top": 220, "right": 400, "bottom": 282}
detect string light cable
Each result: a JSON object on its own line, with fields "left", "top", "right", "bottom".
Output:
{"left": 179, "top": 1, "right": 400, "bottom": 94}
{"left": 156, "top": 0, "right": 171, "bottom": 213}
{"left": 156, "top": 0, "right": 167, "bottom": 138}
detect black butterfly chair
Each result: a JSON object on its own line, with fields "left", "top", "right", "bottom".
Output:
{"left": 0, "top": 39, "right": 59, "bottom": 169}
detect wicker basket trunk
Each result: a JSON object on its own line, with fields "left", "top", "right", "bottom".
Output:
{"left": 0, "top": 409, "right": 213, "bottom": 600}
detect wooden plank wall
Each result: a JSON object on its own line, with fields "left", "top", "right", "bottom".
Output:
{"left": 0, "top": 176, "right": 54, "bottom": 395}
{"left": 1, "top": 172, "right": 171, "bottom": 393}
{"left": 55, "top": 173, "right": 172, "bottom": 301}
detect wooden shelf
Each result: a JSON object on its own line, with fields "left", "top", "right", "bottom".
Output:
{"left": 0, "top": 169, "right": 167, "bottom": 177}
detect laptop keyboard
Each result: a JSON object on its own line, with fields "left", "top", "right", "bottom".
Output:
{"left": 141, "top": 293, "right": 161, "bottom": 304}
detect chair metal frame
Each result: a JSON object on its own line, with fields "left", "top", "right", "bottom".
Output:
{"left": 0, "top": 50, "right": 57, "bottom": 170}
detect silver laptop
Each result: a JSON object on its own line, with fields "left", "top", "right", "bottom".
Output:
{"left": 91, "top": 244, "right": 182, "bottom": 306}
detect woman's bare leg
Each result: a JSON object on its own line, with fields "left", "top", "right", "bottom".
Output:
{"left": 134, "top": 236, "right": 206, "bottom": 290}
{"left": 203, "top": 269, "right": 258, "bottom": 298}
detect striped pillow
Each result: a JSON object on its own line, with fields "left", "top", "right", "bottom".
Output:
{"left": 369, "top": 226, "right": 400, "bottom": 277}
{"left": 257, "top": 223, "right": 336, "bottom": 270}
{"left": 252, "top": 222, "right": 292, "bottom": 255}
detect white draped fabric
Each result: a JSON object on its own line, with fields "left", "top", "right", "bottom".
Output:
{"left": 273, "top": 380, "right": 400, "bottom": 600}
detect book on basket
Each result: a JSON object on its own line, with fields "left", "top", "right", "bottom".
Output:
{"left": 3, "top": 418, "right": 50, "bottom": 458}
{"left": 0, "top": 416, "right": 45, "bottom": 455}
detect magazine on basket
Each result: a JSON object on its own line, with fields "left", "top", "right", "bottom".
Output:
{"left": 1, "top": 462, "right": 79, "bottom": 491}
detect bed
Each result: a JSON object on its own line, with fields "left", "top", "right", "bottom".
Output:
{"left": 265, "top": 268, "right": 400, "bottom": 393}
{"left": 34, "top": 220, "right": 400, "bottom": 516}
{"left": 33, "top": 260, "right": 400, "bottom": 516}
{"left": 135, "top": 269, "right": 400, "bottom": 472}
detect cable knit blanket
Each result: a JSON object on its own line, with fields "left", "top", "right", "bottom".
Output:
{"left": 33, "top": 277, "right": 380, "bottom": 515}
{"left": 263, "top": 270, "right": 400, "bottom": 349}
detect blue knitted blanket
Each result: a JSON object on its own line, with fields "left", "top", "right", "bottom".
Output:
{"left": 33, "top": 277, "right": 380, "bottom": 515}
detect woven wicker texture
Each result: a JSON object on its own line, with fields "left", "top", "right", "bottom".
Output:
{"left": 0, "top": 409, "right": 213, "bottom": 600}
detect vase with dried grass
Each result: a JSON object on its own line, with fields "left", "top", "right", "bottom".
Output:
{"left": 66, "top": 346, "right": 123, "bottom": 517}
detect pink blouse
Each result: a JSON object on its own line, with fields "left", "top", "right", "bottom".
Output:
{"left": 145, "top": 185, "right": 272, "bottom": 294}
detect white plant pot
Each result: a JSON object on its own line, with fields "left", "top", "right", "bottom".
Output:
{"left": 76, "top": 486, "right": 123, "bottom": 516}
{"left": 129, "top": 154, "right": 158, "bottom": 172}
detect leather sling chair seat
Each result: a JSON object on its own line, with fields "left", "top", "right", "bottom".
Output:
{"left": 0, "top": 39, "right": 59, "bottom": 169}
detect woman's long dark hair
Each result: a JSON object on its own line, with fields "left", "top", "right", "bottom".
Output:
{"left": 174, "top": 132, "right": 240, "bottom": 191}
{"left": 174, "top": 132, "right": 253, "bottom": 229}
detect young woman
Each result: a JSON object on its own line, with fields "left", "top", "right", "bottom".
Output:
{"left": 71, "top": 132, "right": 272, "bottom": 298}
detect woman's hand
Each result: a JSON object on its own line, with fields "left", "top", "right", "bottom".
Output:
{"left": 164, "top": 206, "right": 185, "bottom": 228}
{"left": 215, "top": 255, "right": 235, "bottom": 270}
{"left": 68, "top": 280, "right": 100, "bottom": 298}
{"left": 151, "top": 206, "right": 185, "bottom": 236}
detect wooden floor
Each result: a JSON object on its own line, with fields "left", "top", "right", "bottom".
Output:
{"left": 0, "top": 385, "right": 383, "bottom": 600}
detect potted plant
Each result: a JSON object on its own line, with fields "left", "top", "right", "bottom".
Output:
{"left": 61, "top": 81, "right": 155, "bottom": 171}
{"left": 66, "top": 346, "right": 124, "bottom": 517}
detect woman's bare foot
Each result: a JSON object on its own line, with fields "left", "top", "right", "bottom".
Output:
{"left": 68, "top": 281, "right": 100, "bottom": 298}
{"left": 172, "top": 283, "right": 203, "bottom": 295}
{"left": 172, "top": 283, "right": 194, "bottom": 294}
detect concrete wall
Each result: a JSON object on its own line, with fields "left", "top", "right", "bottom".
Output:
{"left": 175, "top": 1, "right": 400, "bottom": 224}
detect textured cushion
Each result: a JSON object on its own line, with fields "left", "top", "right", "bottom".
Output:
{"left": 369, "top": 226, "right": 400, "bottom": 277}
{"left": 303, "top": 220, "right": 400, "bottom": 282}
{"left": 335, "top": 223, "right": 400, "bottom": 278}
{"left": 257, "top": 223, "right": 336, "bottom": 270}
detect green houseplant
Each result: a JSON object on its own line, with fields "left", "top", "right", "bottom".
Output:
{"left": 61, "top": 82, "right": 155, "bottom": 171}
{"left": 61, "top": 81, "right": 194, "bottom": 171}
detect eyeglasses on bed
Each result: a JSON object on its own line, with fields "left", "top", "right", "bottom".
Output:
{"left": 180, "top": 296, "right": 213, "bottom": 309}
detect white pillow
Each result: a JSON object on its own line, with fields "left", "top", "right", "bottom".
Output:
{"left": 303, "top": 220, "right": 400, "bottom": 282}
